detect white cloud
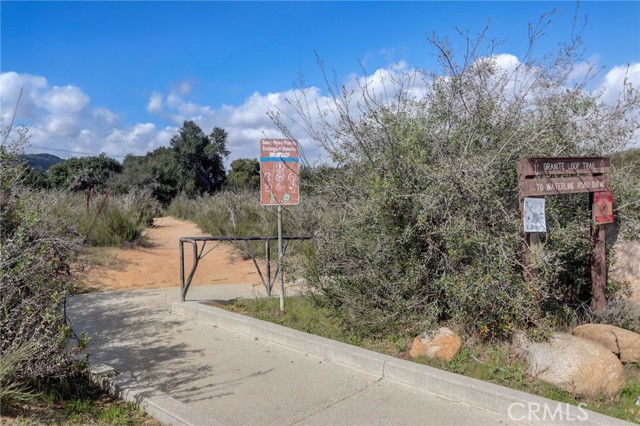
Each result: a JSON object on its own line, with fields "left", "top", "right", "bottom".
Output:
{"left": 0, "top": 71, "right": 175, "bottom": 158}
{"left": 93, "top": 107, "right": 119, "bottom": 126}
{"left": 40, "top": 85, "right": 89, "bottom": 113}
{"left": 148, "top": 84, "right": 217, "bottom": 125}
{"left": 599, "top": 63, "right": 640, "bottom": 104}
{"left": 100, "top": 123, "right": 177, "bottom": 157}
{"left": 567, "top": 56, "right": 600, "bottom": 84}
{"left": 3, "top": 59, "right": 638, "bottom": 163}
{"left": 146, "top": 91, "right": 163, "bottom": 114}
{"left": 145, "top": 84, "right": 325, "bottom": 162}
{"left": 0, "top": 72, "right": 47, "bottom": 123}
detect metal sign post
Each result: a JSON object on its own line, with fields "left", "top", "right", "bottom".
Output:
{"left": 277, "top": 204, "right": 284, "bottom": 315}
{"left": 516, "top": 156, "right": 612, "bottom": 312}
{"left": 260, "top": 139, "right": 300, "bottom": 315}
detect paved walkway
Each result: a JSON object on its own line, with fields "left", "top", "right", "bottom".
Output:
{"left": 67, "top": 286, "right": 623, "bottom": 426}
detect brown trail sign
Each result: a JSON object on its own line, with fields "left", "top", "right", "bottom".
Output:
{"left": 516, "top": 157, "right": 610, "bottom": 177}
{"left": 259, "top": 139, "right": 301, "bottom": 315}
{"left": 516, "top": 156, "right": 612, "bottom": 312}
{"left": 518, "top": 175, "right": 611, "bottom": 197}
{"left": 260, "top": 139, "right": 300, "bottom": 206}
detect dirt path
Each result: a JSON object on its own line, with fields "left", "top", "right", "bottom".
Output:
{"left": 81, "top": 217, "right": 262, "bottom": 291}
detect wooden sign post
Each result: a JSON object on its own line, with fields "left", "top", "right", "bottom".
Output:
{"left": 516, "top": 157, "right": 612, "bottom": 312}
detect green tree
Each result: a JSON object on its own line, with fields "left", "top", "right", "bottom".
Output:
{"left": 170, "top": 121, "right": 229, "bottom": 196}
{"left": 226, "top": 158, "right": 260, "bottom": 189}
{"left": 48, "top": 154, "right": 122, "bottom": 192}
{"left": 108, "top": 148, "right": 181, "bottom": 205}
{"left": 23, "top": 168, "right": 50, "bottom": 189}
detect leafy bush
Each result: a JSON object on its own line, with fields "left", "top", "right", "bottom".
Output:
{"left": 588, "top": 299, "right": 640, "bottom": 333}
{"left": 273, "top": 13, "right": 640, "bottom": 339}
{"left": 1, "top": 127, "right": 85, "bottom": 407}
{"left": 47, "top": 154, "right": 122, "bottom": 191}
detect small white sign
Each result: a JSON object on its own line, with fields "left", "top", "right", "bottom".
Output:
{"left": 524, "top": 197, "right": 546, "bottom": 233}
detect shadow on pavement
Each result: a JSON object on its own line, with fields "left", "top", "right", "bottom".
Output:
{"left": 67, "top": 289, "right": 228, "bottom": 404}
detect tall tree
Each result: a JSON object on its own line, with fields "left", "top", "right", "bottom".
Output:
{"left": 170, "top": 121, "right": 229, "bottom": 196}
{"left": 47, "top": 154, "right": 122, "bottom": 210}
{"left": 47, "top": 154, "right": 122, "bottom": 191}
{"left": 226, "top": 158, "right": 260, "bottom": 189}
{"left": 109, "top": 147, "right": 186, "bottom": 206}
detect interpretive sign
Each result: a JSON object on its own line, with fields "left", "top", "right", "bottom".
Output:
{"left": 260, "top": 139, "right": 299, "bottom": 206}
{"left": 523, "top": 197, "right": 546, "bottom": 233}
{"left": 593, "top": 191, "right": 614, "bottom": 224}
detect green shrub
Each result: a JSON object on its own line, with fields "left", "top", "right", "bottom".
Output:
{"left": 35, "top": 188, "right": 162, "bottom": 247}
{"left": 272, "top": 14, "right": 640, "bottom": 340}
{"left": 1, "top": 129, "right": 84, "bottom": 409}
{"left": 0, "top": 344, "right": 39, "bottom": 408}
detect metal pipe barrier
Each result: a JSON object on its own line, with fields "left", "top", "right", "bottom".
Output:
{"left": 179, "top": 236, "right": 312, "bottom": 301}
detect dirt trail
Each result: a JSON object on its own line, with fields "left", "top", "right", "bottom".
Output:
{"left": 82, "top": 217, "right": 262, "bottom": 291}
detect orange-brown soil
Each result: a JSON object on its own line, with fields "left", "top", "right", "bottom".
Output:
{"left": 80, "top": 216, "right": 262, "bottom": 290}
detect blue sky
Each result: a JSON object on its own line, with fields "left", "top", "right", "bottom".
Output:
{"left": 1, "top": 1, "right": 639, "bottom": 163}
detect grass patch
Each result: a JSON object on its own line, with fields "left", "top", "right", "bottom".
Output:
{"left": 38, "top": 189, "right": 161, "bottom": 248}
{"left": 226, "top": 296, "right": 640, "bottom": 423}
{"left": 225, "top": 296, "right": 408, "bottom": 358}
{"left": 1, "top": 374, "right": 160, "bottom": 426}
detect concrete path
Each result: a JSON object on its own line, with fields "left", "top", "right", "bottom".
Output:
{"left": 67, "top": 286, "right": 627, "bottom": 426}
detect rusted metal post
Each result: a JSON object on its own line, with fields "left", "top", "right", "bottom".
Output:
{"left": 177, "top": 235, "right": 311, "bottom": 302}
{"left": 278, "top": 205, "right": 285, "bottom": 315}
{"left": 179, "top": 240, "right": 185, "bottom": 301}
{"left": 265, "top": 238, "right": 272, "bottom": 296}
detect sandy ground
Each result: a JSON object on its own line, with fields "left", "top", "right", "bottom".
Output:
{"left": 81, "top": 216, "right": 263, "bottom": 291}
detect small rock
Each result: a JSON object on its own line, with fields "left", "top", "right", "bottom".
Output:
{"left": 409, "top": 327, "right": 462, "bottom": 361}
{"left": 572, "top": 323, "right": 640, "bottom": 363}
{"left": 524, "top": 332, "right": 625, "bottom": 398}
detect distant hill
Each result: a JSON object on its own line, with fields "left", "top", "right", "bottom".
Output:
{"left": 19, "top": 153, "right": 64, "bottom": 170}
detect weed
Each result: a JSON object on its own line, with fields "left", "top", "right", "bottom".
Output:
{"left": 98, "top": 403, "right": 139, "bottom": 425}
{"left": 64, "top": 398, "right": 92, "bottom": 415}
{"left": 2, "top": 375, "right": 160, "bottom": 426}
